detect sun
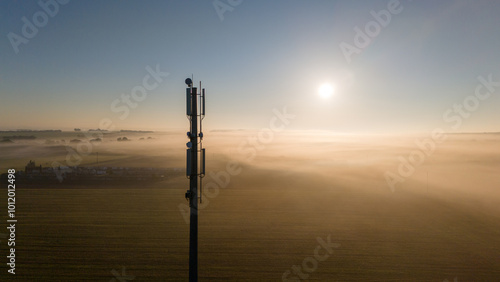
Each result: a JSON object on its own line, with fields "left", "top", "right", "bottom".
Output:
{"left": 318, "top": 83, "right": 335, "bottom": 99}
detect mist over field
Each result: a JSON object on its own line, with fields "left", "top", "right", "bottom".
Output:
{"left": 1, "top": 130, "right": 499, "bottom": 280}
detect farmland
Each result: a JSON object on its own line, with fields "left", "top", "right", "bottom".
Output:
{"left": 0, "top": 131, "right": 499, "bottom": 281}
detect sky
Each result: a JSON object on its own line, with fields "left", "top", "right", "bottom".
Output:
{"left": 1, "top": 0, "right": 500, "bottom": 133}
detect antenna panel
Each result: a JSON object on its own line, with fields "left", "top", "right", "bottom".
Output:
{"left": 201, "top": 89, "right": 205, "bottom": 116}
{"left": 186, "top": 88, "right": 192, "bottom": 115}
{"left": 200, "top": 148, "right": 205, "bottom": 175}
{"left": 186, "top": 149, "right": 192, "bottom": 176}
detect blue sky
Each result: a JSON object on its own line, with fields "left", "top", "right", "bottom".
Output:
{"left": 1, "top": 0, "right": 500, "bottom": 132}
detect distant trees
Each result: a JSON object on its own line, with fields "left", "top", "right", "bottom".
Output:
{"left": 120, "top": 130, "right": 153, "bottom": 133}
{"left": 3, "top": 135, "right": 36, "bottom": 140}
{"left": 89, "top": 128, "right": 108, "bottom": 132}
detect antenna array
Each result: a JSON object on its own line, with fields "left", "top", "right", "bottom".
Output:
{"left": 184, "top": 77, "right": 206, "bottom": 282}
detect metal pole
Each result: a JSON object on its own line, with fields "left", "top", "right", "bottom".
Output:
{"left": 189, "top": 86, "right": 198, "bottom": 282}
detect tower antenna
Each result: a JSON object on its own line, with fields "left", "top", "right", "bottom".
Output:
{"left": 184, "top": 76, "right": 206, "bottom": 282}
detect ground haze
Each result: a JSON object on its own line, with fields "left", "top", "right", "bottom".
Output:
{"left": 1, "top": 131, "right": 499, "bottom": 281}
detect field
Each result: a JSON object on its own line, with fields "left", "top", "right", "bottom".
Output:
{"left": 0, "top": 131, "right": 499, "bottom": 281}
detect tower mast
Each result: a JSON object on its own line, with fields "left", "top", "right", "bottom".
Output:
{"left": 184, "top": 77, "right": 205, "bottom": 282}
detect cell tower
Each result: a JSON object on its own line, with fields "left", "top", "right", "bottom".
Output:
{"left": 184, "top": 77, "right": 206, "bottom": 282}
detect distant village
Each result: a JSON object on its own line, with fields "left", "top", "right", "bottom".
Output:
{"left": 2, "top": 160, "right": 183, "bottom": 186}
{"left": 0, "top": 129, "right": 180, "bottom": 186}
{"left": 0, "top": 129, "right": 156, "bottom": 144}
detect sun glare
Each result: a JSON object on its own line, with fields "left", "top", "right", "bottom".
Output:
{"left": 318, "top": 83, "right": 334, "bottom": 99}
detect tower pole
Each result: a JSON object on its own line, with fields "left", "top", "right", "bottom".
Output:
{"left": 189, "top": 86, "right": 198, "bottom": 282}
